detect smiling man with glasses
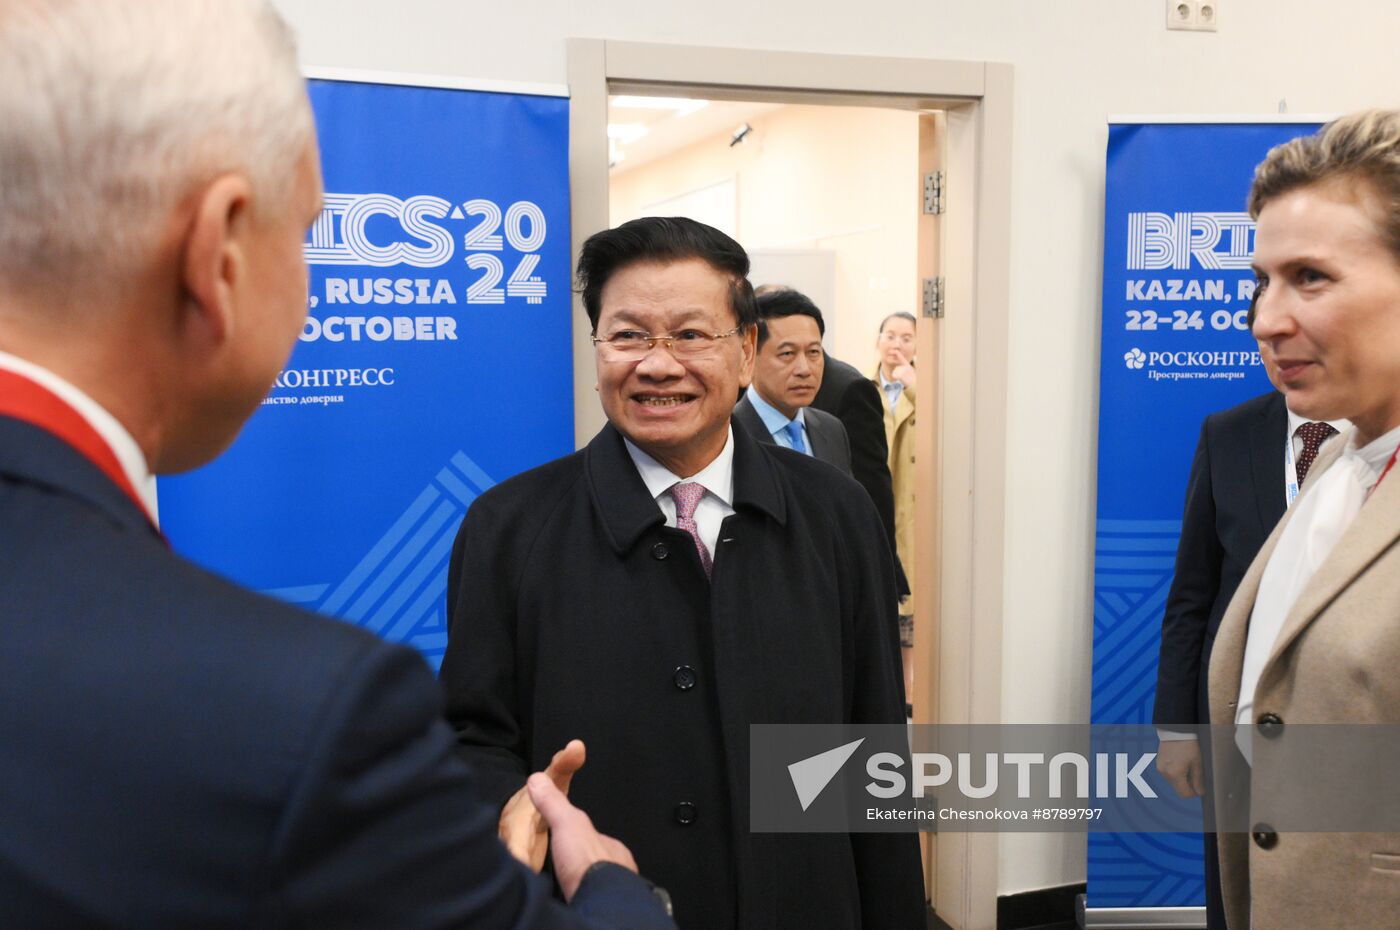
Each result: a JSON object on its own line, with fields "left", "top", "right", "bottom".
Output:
{"left": 441, "top": 216, "right": 924, "bottom": 930}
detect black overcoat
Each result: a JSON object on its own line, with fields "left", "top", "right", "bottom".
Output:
{"left": 442, "top": 421, "right": 924, "bottom": 930}
{"left": 810, "top": 353, "right": 909, "bottom": 598}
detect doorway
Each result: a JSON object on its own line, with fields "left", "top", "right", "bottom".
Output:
{"left": 568, "top": 39, "right": 1012, "bottom": 930}
{"left": 608, "top": 92, "right": 939, "bottom": 722}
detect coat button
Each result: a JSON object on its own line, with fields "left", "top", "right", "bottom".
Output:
{"left": 674, "top": 802, "right": 697, "bottom": 825}
{"left": 651, "top": 542, "right": 669, "bottom": 560}
{"left": 1256, "top": 713, "right": 1284, "bottom": 738}
{"left": 1252, "top": 824, "right": 1278, "bottom": 849}
{"left": 673, "top": 665, "right": 697, "bottom": 690}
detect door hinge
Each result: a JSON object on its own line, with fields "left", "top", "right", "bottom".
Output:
{"left": 923, "top": 170, "right": 944, "bottom": 215}
{"left": 922, "top": 276, "right": 944, "bottom": 319}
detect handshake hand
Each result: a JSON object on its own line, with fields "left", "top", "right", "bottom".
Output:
{"left": 498, "top": 739, "right": 639, "bottom": 901}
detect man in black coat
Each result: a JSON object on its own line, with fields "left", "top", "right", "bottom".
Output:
{"left": 443, "top": 217, "right": 925, "bottom": 930}
{"left": 812, "top": 355, "right": 900, "bottom": 568}
{"left": 0, "top": 3, "right": 673, "bottom": 927}
{"left": 812, "top": 353, "right": 910, "bottom": 601}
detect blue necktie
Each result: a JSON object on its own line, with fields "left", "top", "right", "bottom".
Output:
{"left": 782, "top": 421, "right": 809, "bottom": 455}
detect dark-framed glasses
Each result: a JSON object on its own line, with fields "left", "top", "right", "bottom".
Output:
{"left": 591, "top": 326, "right": 743, "bottom": 361}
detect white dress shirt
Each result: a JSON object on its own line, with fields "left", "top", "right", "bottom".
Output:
{"left": 0, "top": 349, "right": 158, "bottom": 524}
{"left": 623, "top": 426, "right": 736, "bottom": 556}
{"left": 1235, "top": 422, "right": 1400, "bottom": 762}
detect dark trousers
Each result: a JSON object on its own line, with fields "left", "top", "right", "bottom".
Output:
{"left": 1199, "top": 726, "right": 1226, "bottom": 930}
{"left": 1203, "top": 829, "right": 1225, "bottom": 930}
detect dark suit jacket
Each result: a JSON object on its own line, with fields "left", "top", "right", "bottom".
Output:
{"left": 810, "top": 354, "right": 909, "bottom": 597}
{"left": 0, "top": 415, "right": 672, "bottom": 930}
{"left": 1154, "top": 390, "right": 1288, "bottom": 729}
{"left": 732, "top": 393, "right": 852, "bottom": 475}
{"left": 441, "top": 422, "right": 925, "bottom": 930}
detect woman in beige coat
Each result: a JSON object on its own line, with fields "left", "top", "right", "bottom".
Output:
{"left": 1208, "top": 109, "right": 1400, "bottom": 930}
{"left": 874, "top": 312, "right": 917, "bottom": 701}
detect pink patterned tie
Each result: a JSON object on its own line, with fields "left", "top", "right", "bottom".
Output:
{"left": 668, "top": 482, "right": 712, "bottom": 579}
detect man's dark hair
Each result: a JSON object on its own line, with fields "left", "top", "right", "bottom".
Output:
{"left": 576, "top": 216, "right": 758, "bottom": 331}
{"left": 755, "top": 287, "right": 825, "bottom": 348}
{"left": 879, "top": 311, "right": 917, "bottom": 332}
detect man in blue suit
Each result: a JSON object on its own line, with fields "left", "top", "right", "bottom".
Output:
{"left": 0, "top": 2, "right": 673, "bottom": 928}
{"left": 733, "top": 289, "right": 854, "bottom": 474}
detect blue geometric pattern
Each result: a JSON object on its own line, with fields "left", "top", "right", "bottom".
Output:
{"left": 1088, "top": 832, "right": 1206, "bottom": 907}
{"left": 1093, "top": 519, "right": 1179, "bottom": 724}
{"left": 1090, "top": 518, "right": 1205, "bottom": 907}
{"left": 261, "top": 451, "right": 494, "bottom": 671}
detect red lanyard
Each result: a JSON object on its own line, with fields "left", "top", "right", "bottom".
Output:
{"left": 1372, "top": 443, "right": 1400, "bottom": 500}
{"left": 0, "top": 368, "right": 158, "bottom": 529}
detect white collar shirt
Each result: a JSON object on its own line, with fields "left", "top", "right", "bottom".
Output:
{"left": 623, "top": 426, "right": 736, "bottom": 557}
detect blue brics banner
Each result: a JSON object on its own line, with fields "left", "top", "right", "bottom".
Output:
{"left": 1090, "top": 122, "right": 1318, "bottom": 909}
{"left": 157, "top": 78, "right": 573, "bottom": 671}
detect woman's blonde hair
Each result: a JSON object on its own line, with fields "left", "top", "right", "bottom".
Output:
{"left": 1249, "top": 109, "right": 1400, "bottom": 260}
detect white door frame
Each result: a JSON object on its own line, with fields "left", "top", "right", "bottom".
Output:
{"left": 566, "top": 39, "right": 1012, "bottom": 930}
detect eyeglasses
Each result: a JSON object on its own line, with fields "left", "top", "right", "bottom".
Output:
{"left": 591, "top": 327, "right": 743, "bottom": 361}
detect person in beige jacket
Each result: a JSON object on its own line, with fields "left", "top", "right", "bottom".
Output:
{"left": 873, "top": 312, "right": 917, "bottom": 702}
{"left": 1208, "top": 109, "right": 1400, "bottom": 929}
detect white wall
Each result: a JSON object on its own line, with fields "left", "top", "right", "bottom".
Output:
{"left": 610, "top": 104, "right": 920, "bottom": 368}
{"left": 273, "top": 0, "right": 1400, "bottom": 897}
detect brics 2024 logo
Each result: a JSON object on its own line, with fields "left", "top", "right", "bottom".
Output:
{"left": 1126, "top": 212, "right": 1254, "bottom": 270}
{"left": 1123, "top": 348, "right": 1146, "bottom": 369}
{"left": 304, "top": 193, "right": 549, "bottom": 307}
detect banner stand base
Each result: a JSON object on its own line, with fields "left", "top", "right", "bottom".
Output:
{"left": 1078, "top": 898, "right": 1205, "bottom": 929}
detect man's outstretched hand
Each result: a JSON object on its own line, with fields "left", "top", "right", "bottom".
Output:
{"left": 527, "top": 769, "right": 640, "bottom": 902}
{"left": 499, "top": 739, "right": 586, "bottom": 872}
